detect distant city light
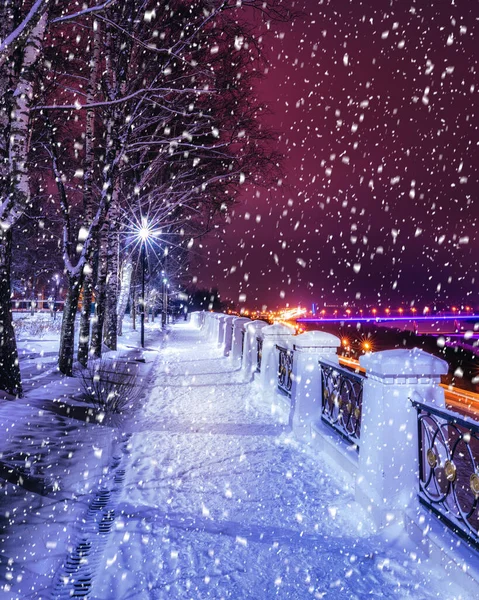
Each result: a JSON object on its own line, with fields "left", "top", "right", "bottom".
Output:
{"left": 278, "top": 306, "right": 307, "bottom": 320}
{"left": 297, "top": 314, "right": 479, "bottom": 323}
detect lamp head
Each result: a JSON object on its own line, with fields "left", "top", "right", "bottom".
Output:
{"left": 139, "top": 227, "right": 150, "bottom": 242}
{"left": 138, "top": 217, "right": 152, "bottom": 242}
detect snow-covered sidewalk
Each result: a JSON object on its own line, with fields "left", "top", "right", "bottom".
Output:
{"left": 92, "top": 323, "right": 466, "bottom": 599}
{"left": 0, "top": 317, "right": 163, "bottom": 599}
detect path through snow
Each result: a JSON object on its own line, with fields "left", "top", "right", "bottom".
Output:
{"left": 94, "top": 323, "right": 465, "bottom": 599}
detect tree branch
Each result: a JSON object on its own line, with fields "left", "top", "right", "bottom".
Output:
{"left": 50, "top": 0, "right": 119, "bottom": 25}
{"left": 0, "top": 0, "right": 49, "bottom": 68}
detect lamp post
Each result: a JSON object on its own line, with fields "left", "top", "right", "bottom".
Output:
{"left": 53, "top": 274, "right": 60, "bottom": 321}
{"left": 162, "top": 274, "right": 167, "bottom": 328}
{"left": 140, "top": 242, "right": 146, "bottom": 347}
{"left": 138, "top": 219, "right": 151, "bottom": 349}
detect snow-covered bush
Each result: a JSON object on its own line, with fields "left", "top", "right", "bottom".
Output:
{"left": 79, "top": 359, "right": 139, "bottom": 413}
{"left": 14, "top": 316, "right": 63, "bottom": 339}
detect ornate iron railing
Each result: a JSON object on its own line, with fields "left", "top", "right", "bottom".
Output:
{"left": 276, "top": 345, "right": 293, "bottom": 396}
{"left": 319, "top": 361, "right": 364, "bottom": 449}
{"left": 410, "top": 395, "right": 479, "bottom": 549}
{"left": 256, "top": 337, "right": 263, "bottom": 373}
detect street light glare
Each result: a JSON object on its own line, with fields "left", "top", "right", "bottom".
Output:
{"left": 138, "top": 224, "right": 151, "bottom": 242}
{"left": 135, "top": 218, "right": 162, "bottom": 244}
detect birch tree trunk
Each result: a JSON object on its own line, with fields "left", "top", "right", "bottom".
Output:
{"left": 0, "top": 227, "right": 21, "bottom": 396}
{"left": 0, "top": 11, "right": 48, "bottom": 395}
{"left": 150, "top": 291, "right": 155, "bottom": 323}
{"left": 0, "top": 12, "right": 48, "bottom": 225}
{"left": 117, "top": 258, "right": 132, "bottom": 336}
{"left": 103, "top": 195, "right": 120, "bottom": 349}
{"left": 90, "top": 222, "right": 108, "bottom": 358}
{"left": 77, "top": 258, "right": 95, "bottom": 366}
{"left": 78, "top": 21, "right": 101, "bottom": 367}
{"left": 0, "top": 0, "right": 49, "bottom": 69}
{"left": 58, "top": 274, "right": 82, "bottom": 376}
{"left": 131, "top": 288, "right": 136, "bottom": 331}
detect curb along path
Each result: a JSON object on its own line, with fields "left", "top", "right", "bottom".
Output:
{"left": 93, "top": 323, "right": 464, "bottom": 600}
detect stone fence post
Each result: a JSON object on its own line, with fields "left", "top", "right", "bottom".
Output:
{"left": 222, "top": 315, "right": 237, "bottom": 356}
{"left": 259, "top": 324, "right": 295, "bottom": 392}
{"left": 356, "top": 348, "right": 448, "bottom": 528}
{"left": 242, "top": 320, "right": 268, "bottom": 381}
{"left": 231, "top": 317, "right": 251, "bottom": 364}
{"left": 290, "top": 331, "right": 340, "bottom": 434}
{"left": 202, "top": 312, "right": 214, "bottom": 339}
{"left": 217, "top": 314, "right": 229, "bottom": 347}
{"left": 211, "top": 313, "right": 223, "bottom": 344}
{"left": 190, "top": 311, "right": 200, "bottom": 328}
{"left": 207, "top": 313, "right": 217, "bottom": 341}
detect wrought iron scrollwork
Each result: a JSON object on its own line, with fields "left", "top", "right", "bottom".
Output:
{"left": 256, "top": 337, "right": 263, "bottom": 373}
{"left": 277, "top": 346, "right": 293, "bottom": 396}
{"left": 319, "top": 361, "right": 364, "bottom": 449}
{"left": 411, "top": 397, "right": 479, "bottom": 548}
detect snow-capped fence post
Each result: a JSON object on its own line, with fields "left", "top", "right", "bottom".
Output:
{"left": 290, "top": 331, "right": 341, "bottom": 434}
{"left": 211, "top": 313, "right": 222, "bottom": 344}
{"left": 222, "top": 315, "right": 237, "bottom": 356}
{"left": 209, "top": 313, "right": 218, "bottom": 338}
{"left": 192, "top": 311, "right": 204, "bottom": 328}
{"left": 217, "top": 314, "right": 228, "bottom": 346}
{"left": 203, "top": 312, "right": 215, "bottom": 340}
{"left": 259, "top": 324, "right": 296, "bottom": 393}
{"left": 231, "top": 317, "right": 251, "bottom": 364}
{"left": 190, "top": 311, "right": 200, "bottom": 328}
{"left": 356, "top": 348, "right": 448, "bottom": 528}
{"left": 201, "top": 312, "right": 209, "bottom": 335}
{"left": 242, "top": 320, "right": 268, "bottom": 380}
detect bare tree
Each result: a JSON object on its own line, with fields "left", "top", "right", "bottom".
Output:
{"left": 0, "top": 5, "right": 48, "bottom": 395}
{"left": 77, "top": 20, "right": 102, "bottom": 367}
{"left": 0, "top": 0, "right": 132, "bottom": 393}
{"left": 1, "top": 0, "right": 295, "bottom": 389}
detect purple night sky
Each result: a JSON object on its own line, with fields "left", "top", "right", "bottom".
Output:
{"left": 195, "top": 0, "right": 478, "bottom": 310}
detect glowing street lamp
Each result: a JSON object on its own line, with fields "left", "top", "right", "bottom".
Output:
{"left": 137, "top": 218, "right": 152, "bottom": 348}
